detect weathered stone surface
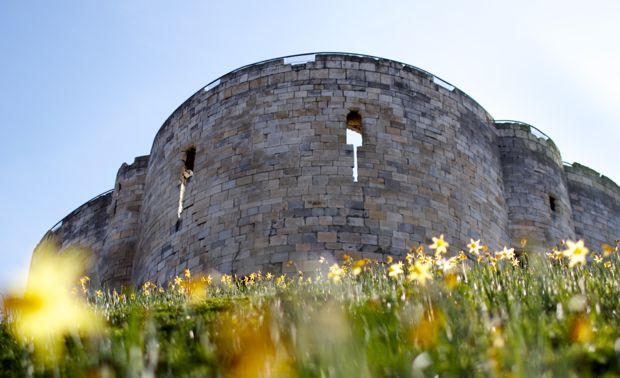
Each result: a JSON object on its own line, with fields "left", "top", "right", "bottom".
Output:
{"left": 497, "top": 122, "right": 576, "bottom": 250}
{"left": 38, "top": 53, "right": 620, "bottom": 288}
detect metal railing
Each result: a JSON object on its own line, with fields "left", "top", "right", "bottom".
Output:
{"left": 155, "top": 52, "right": 492, "bottom": 143}
{"left": 494, "top": 120, "right": 551, "bottom": 141}
{"left": 47, "top": 189, "right": 114, "bottom": 233}
{"left": 200, "top": 51, "right": 460, "bottom": 94}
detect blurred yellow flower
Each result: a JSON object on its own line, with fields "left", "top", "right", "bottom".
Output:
{"left": 221, "top": 274, "right": 233, "bottom": 286}
{"left": 435, "top": 257, "right": 458, "bottom": 273}
{"left": 457, "top": 250, "right": 468, "bottom": 262}
{"left": 430, "top": 235, "right": 449, "bottom": 257}
{"left": 352, "top": 259, "right": 369, "bottom": 276}
{"left": 405, "top": 252, "right": 415, "bottom": 264}
{"left": 79, "top": 275, "right": 90, "bottom": 294}
{"left": 142, "top": 281, "right": 157, "bottom": 296}
{"left": 388, "top": 262, "right": 404, "bottom": 278}
{"left": 602, "top": 243, "right": 617, "bottom": 256}
{"left": 3, "top": 240, "right": 102, "bottom": 362}
{"left": 407, "top": 261, "right": 433, "bottom": 286}
{"left": 275, "top": 275, "right": 286, "bottom": 287}
{"left": 495, "top": 247, "right": 515, "bottom": 261}
{"left": 563, "top": 240, "right": 589, "bottom": 268}
{"left": 201, "top": 275, "right": 213, "bottom": 285}
{"left": 328, "top": 263, "right": 345, "bottom": 282}
{"left": 547, "top": 247, "right": 563, "bottom": 261}
{"left": 184, "top": 268, "right": 191, "bottom": 279}
{"left": 174, "top": 275, "right": 184, "bottom": 286}
{"left": 569, "top": 316, "right": 593, "bottom": 344}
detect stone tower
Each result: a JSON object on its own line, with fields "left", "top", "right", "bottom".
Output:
{"left": 39, "top": 53, "right": 620, "bottom": 287}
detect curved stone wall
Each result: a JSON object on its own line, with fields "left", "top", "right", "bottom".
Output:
{"left": 133, "top": 54, "right": 510, "bottom": 284}
{"left": 497, "top": 122, "right": 575, "bottom": 250}
{"left": 565, "top": 163, "right": 620, "bottom": 250}
{"left": 37, "top": 53, "right": 620, "bottom": 288}
{"left": 44, "top": 191, "right": 112, "bottom": 281}
{"left": 98, "top": 156, "right": 149, "bottom": 287}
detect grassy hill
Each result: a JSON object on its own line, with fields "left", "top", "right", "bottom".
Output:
{"left": 2, "top": 239, "right": 620, "bottom": 377}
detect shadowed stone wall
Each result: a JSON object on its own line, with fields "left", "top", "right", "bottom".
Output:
{"left": 565, "top": 163, "right": 620, "bottom": 250}
{"left": 497, "top": 122, "right": 576, "bottom": 250}
{"left": 98, "top": 156, "right": 149, "bottom": 287}
{"left": 44, "top": 191, "right": 112, "bottom": 282}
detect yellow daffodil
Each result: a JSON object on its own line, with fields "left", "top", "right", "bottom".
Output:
{"left": 435, "top": 257, "right": 457, "bottom": 273}
{"left": 563, "top": 240, "right": 589, "bottom": 268}
{"left": 457, "top": 250, "right": 468, "bottom": 262}
{"left": 275, "top": 275, "right": 286, "bottom": 287}
{"left": 602, "top": 243, "right": 617, "bottom": 256}
{"left": 467, "top": 239, "right": 482, "bottom": 256}
{"left": 407, "top": 261, "right": 433, "bottom": 286}
{"left": 184, "top": 268, "right": 191, "bottom": 279}
{"left": 495, "top": 247, "right": 515, "bottom": 261}
{"left": 388, "top": 262, "right": 404, "bottom": 278}
{"left": 405, "top": 252, "right": 415, "bottom": 264}
{"left": 79, "top": 276, "right": 90, "bottom": 294}
{"left": 201, "top": 275, "right": 213, "bottom": 285}
{"left": 221, "top": 274, "right": 233, "bottom": 286}
{"left": 3, "top": 240, "right": 102, "bottom": 363}
{"left": 328, "top": 263, "right": 345, "bottom": 282}
{"left": 352, "top": 259, "right": 369, "bottom": 276}
{"left": 430, "top": 235, "right": 449, "bottom": 257}
{"left": 174, "top": 276, "right": 183, "bottom": 287}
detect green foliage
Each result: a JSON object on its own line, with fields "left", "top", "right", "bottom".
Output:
{"left": 3, "top": 255, "right": 620, "bottom": 376}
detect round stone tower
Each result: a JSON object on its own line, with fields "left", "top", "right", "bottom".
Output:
{"left": 565, "top": 163, "right": 620, "bottom": 250}
{"left": 38, "top": 53, "right": 620, "bottom": 288}
{"left": 496, "top": 121, "right": 575, "bottom": 250}
{"left": 131, "top": 53, "right": 511, "bottom": 284}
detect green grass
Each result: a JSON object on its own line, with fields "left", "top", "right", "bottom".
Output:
{"left": 3, "top": 253, "right": 620, "bottom": 377}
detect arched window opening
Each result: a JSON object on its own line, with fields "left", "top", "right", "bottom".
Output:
{"left": 346, "top": 111, "right": 363, "bottom": 182}
{"left": 178, "top": 147, "right": 196, "bottom": 220}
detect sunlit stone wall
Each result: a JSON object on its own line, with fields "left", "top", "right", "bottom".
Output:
{"left": 40, "top": 53, "right": 620, "bottom": 288}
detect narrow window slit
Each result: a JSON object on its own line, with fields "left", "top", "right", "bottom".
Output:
{"left": 346, "top": 111, "right": 363, "bottom": 182}
{"left": 549, "top": 195, "right": 557, "bottom": 212}
{"left": 178, "top": 147, "right": 196, "bottom": 220}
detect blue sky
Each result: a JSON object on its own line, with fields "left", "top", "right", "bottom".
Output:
{"left": 1, "top": 0, "right": 619, "bottom": 292}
